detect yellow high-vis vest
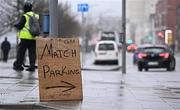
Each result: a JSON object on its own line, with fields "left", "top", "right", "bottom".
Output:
{"left": 19, "top": 11, "right": 39, "bottom": 40}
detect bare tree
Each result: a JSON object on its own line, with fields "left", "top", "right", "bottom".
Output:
{"left": 33, "top": 0, "right": 81, "bottom": 37}
{"left": 0, "top": 0, "right": 19, "bottom": 33}
{"left": 58, "top": 2, "right": 81, "bottom": 37}
{"left": 0, "top": 0, "right": 81, "bottom": 37}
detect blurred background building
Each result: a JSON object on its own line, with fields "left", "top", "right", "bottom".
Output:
{"left": 154, "top": 0, "right": 180, "bottom": 52}
{"left": 126, "top": 0, "right": 158, "bottom": 45}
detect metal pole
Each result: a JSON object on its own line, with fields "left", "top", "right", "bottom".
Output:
{"left": 49, "top": 0, "right": 58, "bottom": 37}
{"left": 81, "top": 12, "right": 85, "bottom": 67}
{"left": 122, "top": 0, "right": 126, "bottom": 74}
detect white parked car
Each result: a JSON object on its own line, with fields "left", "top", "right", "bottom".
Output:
{"left": 94, "top": 41, "right": 119, "bottom": 65}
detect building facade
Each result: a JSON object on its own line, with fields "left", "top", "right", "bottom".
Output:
{"left": 155, "top": 0, "right": 180, "bottom": 52}
{"left": 126, "top": 0, "right": 158, "bottom": 45}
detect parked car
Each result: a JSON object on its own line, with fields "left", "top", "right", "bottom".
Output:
{"left": 137, "top": 45, "right": 176, "bottom": 71}
{"left": 127, "top": 44, "right": 137, "bottom": 52}
{"left": 94, "top": 40, "right": 119, "bottom": 65}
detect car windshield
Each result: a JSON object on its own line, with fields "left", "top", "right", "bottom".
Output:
{"left": 143, "top": 47, "right": 166, "bottom": 53}
{"left": 98, "top": 44, "right": 115, "bottom": 51}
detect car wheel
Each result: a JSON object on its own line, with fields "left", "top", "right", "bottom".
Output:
{"left": 114, "top": 60, "right": 119, "bottom": 65}
{"left": 138, "top": 65, "right": 143, "bottom": 71}
{"left": 145, "top": 68, "right": 148, "bottom": 71}
{"left": 167, "top": 59, "right": 175, "bottom": 71}
{"left": 171, "top": 59, "right": 176, "bottom": 71}
{"left": 94, "top": 61, "right": 99, "bottom": 65}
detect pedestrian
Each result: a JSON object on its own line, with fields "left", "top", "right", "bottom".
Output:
{"left": 13, "top": 2, "right": 39, "bottom": 72}
{"left": 1, "top": 37, "right": 11, "bottom": 62}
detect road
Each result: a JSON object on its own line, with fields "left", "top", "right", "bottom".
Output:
{"left": 81, "top": 51, "right": 180, "bottom": 110}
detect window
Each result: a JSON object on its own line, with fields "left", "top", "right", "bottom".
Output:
{"left": 98, "top": 44, "right": 115, "bottom": 51}
{"left": 143, "top": 47, "right": 166, "bottom": 53}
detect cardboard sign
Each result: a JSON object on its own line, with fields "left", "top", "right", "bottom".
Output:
{"left": 36, "top": 37, "right": 83, "bottom": 101}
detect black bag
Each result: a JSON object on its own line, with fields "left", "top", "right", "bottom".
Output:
{"left": 26, "top": 14, "right": 40, "bottom": 37}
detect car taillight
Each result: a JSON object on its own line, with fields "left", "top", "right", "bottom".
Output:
{"left": 159, "top": 53, "right": 169, "bottom": 58}
{"left": 138, "top": 53, "right": 147, "bottom": 59}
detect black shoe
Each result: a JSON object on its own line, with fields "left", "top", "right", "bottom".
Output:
{"left": 13, "top": 66, "right": 24, "bottom": 71}
{"left": 26, "top": 67, "right": 35, "bottom": 72}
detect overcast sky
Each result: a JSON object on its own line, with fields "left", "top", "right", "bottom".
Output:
{"left": 59, "top": 0, "right": 122, "bottom": 18}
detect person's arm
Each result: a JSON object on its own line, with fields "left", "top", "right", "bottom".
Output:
{"left": 14, "top": 16, "right": 26, "bottom": 30}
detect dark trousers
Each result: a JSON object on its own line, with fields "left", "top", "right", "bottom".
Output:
{"left": 14, "top": 39, "right": 36, "bottom": 68}
{"left": 2, "top": 50, "right": 9, "bottom": 62}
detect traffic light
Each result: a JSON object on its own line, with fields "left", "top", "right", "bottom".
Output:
{"left": 127, "top": 38, "right": 133, "bottom": 44}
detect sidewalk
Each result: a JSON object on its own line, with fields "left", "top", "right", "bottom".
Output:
{"left": 0, "top": 59, "right": 39, "bottom": 104}
{"left": 175, "top": 52, "right": 180, "bottom": 56}
{"left": 0, "top": 56, "right": 180, "bottom": 110}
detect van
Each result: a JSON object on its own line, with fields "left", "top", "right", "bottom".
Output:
{"left": 94, "top": 40, "right": 119, "bottom": 65}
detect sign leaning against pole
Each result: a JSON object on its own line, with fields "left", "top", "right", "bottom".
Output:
{"left": 37, "top": 37, "right": 83, "bottom": 101}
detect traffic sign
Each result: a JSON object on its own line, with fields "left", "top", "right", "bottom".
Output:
{"left": 78, "top": 4, "right": 89, "bottom": 12}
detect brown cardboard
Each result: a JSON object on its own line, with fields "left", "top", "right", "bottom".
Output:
{"left": 36, "top": 37, "right": 83, "bottom": 101}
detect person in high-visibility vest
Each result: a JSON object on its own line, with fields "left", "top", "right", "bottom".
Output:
{"left": 13, "top": 2, "right": 39, "bottom": 72}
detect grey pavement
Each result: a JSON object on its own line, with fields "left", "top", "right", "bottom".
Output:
{"left": 0, "top": 52, "right": 180, "bottom": 110}
{"left": 175, "top": 52, "right": 180, "bottom": 56}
